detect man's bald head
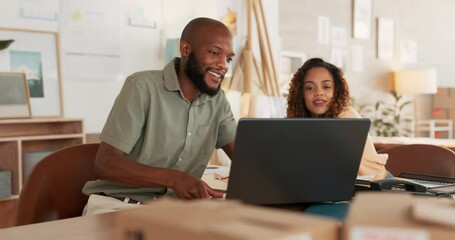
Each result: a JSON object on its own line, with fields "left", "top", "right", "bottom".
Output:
{"left": 181, "top": 17, "right": 231, "bottom": 44}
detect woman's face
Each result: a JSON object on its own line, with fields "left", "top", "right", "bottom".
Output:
{"left": 303, "top": 67, "right": 335, "bottom": 117}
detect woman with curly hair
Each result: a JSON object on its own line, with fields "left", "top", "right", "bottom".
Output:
{"left": 287, "top": 58, "right": 388, "bottom": 180}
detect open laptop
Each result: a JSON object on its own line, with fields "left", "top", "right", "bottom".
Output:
{"left": 225, "top": 118, "right": 370, "bottom": 206}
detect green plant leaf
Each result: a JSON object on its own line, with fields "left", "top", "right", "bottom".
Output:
{"left": 399, "top": 101, "right": 412, "bottom": 111}
{"left": 0, "top": 40, "right": 14, "bottom": 51}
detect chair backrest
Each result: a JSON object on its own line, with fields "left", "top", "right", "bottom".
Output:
{"left": 16, "top": 143, "right": 99, "bottom": 226}
{"left": 378, "top": 144, "right": 455, "bottom": 178}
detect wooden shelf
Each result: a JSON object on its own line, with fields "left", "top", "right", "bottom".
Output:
{"left": 0, "top": 118, "right": 83, "bottom": 138}
{"left": 416, "top": 119, "right": 453, "bottom": 139}
{"left": 0, "top": 118, "right": 85, "bottom": 228}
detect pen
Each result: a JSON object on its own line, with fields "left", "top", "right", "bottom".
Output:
{"left": 214, "top": 173, "right": 229, "bottom": 180}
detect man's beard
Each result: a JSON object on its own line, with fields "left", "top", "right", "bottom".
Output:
{"left": 185, "top": 52, "right": 223, "bottom": 96}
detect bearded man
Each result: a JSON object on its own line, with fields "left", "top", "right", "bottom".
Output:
{"left": 82, "top": 17, "right": 236, "bottom": 215}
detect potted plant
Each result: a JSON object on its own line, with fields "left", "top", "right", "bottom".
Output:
{"left": 358, "top": 91, "right": 413, "bottom": 137}
{"left": 0, "top": 39, "right": 14, "bottom": 51}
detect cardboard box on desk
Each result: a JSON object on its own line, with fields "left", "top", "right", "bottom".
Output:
{"left": 343, "top": 192, "right": 455, "bottom": 240}
{"left": 433, "top": 88, "right": 455, "bottom": 109}
{"left": 116, "top": 198, "right": 340, "bottom": 240}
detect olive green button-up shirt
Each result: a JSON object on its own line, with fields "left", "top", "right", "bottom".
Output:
{"left": 83, "top": 58, "right": 236, "bottom": 202}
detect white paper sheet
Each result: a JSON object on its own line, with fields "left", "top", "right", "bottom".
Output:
{"left": 60, "top": 0, "right": 123, "bottom": 81}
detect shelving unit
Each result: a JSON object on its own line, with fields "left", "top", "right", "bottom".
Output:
{"left": 416, "top": 119, "right": 453, "bottom": 139}
{"left": 0, "top": 118, "right": 84, "bottom": 228}
{"left": 278, "top": 51, "right": 307, "bottom": 95}
{"left": 432, "top": 88, "right": 455, "bottom": 138}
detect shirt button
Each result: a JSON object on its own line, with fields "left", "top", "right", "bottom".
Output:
{"left": 178, "top": 157, "right": 182, "bottom": 162}
{"left": 188, "top": 132, "right": 192, "bottom": 136}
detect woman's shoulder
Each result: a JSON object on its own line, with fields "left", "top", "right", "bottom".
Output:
{"left": 338, "top": 106, "right": 362, "bottom": 118}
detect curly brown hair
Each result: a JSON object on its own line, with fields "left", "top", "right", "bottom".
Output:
{"left": 286, "top": 58, "right": 351, "bottom": 118}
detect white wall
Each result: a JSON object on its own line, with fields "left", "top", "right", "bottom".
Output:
{"left": 0, "top": 0, "right": 279, "bottom": 133}
{"left": 5, "top": 1, "right": 452, "bottom": 134}
{"left": 280, "top": 0, "right": 455, "bottom": 116}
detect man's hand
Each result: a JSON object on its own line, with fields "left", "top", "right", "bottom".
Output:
{"left": 172, "top": 172, "right": 224, "bottom": 199}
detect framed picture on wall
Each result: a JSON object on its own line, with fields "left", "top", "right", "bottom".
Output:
{"left": 0, "top": 72, "right": 31, "bottom": 119}
{"left": 353, "top": 0, "right": 373, "bottom": 39}
{"left": 0, "top": 28, "right": 63, "bottom": 117}
{"left": 127, "top": 0, "right": 160, "bottom": 29}
{"left": 377, "top": 18, "right": 395, "bottom": 60}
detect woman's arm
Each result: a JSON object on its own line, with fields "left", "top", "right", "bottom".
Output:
{"left": 339, "top": 107, "right": 388, "bottom": 180}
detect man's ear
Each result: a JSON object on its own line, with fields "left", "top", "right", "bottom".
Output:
{"left": 180, "top": 41, "right": 191, "bottom": 58}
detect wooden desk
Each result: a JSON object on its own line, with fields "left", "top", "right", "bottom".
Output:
{"left": 0, "top": 212, "right": 115, "bottom": 240}
{"left": 0, "top": 194, "right": 450, "bottom": 240}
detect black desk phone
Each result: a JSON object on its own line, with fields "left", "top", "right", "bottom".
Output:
{"left": 365, "top": 177, "right": 455, "bottom": 199}
{"left": 370, "top": 178, "right": 427, "bottom": 192}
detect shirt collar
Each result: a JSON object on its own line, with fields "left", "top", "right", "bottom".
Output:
{"left": 163, "top": 58, "right": 180, "bottom": 91}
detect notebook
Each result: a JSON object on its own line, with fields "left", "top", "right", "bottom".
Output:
{"left": 225, "top": 118, "right": 371, "bottom": 206}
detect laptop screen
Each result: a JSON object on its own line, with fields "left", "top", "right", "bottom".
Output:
{"left": 225, "top": 118, "right": 370, "bottom": 205}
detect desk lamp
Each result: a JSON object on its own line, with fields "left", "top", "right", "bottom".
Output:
{"left": 394, "top": 68, "right": 437, "bottom": 136}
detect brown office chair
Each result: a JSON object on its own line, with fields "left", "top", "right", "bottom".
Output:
{"left": 378, "top": 144, "right": 455, "bottom": 178}
{"left": 16, "top": 143, "right": 99, "bottom": 226}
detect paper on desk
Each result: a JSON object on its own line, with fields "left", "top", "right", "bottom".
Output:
{"left": 357, "top": 175, "right": 374, "bottom": 181}
{"left": 201, "top": 174, "right": 228, "bottom": 192}
{"left": 214, "top": 172, "right": 229, "bottom": 183}
{"left": 203, "top": 165, "right": 230, "bottom": 176}
{"left": 202, "top": 165, "right": 230, "bottom": 192}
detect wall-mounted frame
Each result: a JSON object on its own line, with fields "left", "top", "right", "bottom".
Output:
{"left": 353, "top": 0, "right": 373, "bottom": 39}
{"left": 399, "top": 39, "right": 417, "bottom": 63}
{"left": 0, "top": 72, "right": 31, "bottom": 119}
{"left": 377, "top": 18, "right": 395, "bottom": 60}
{"left": 0, "top": 28, "right": 63, "bottom": 118}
